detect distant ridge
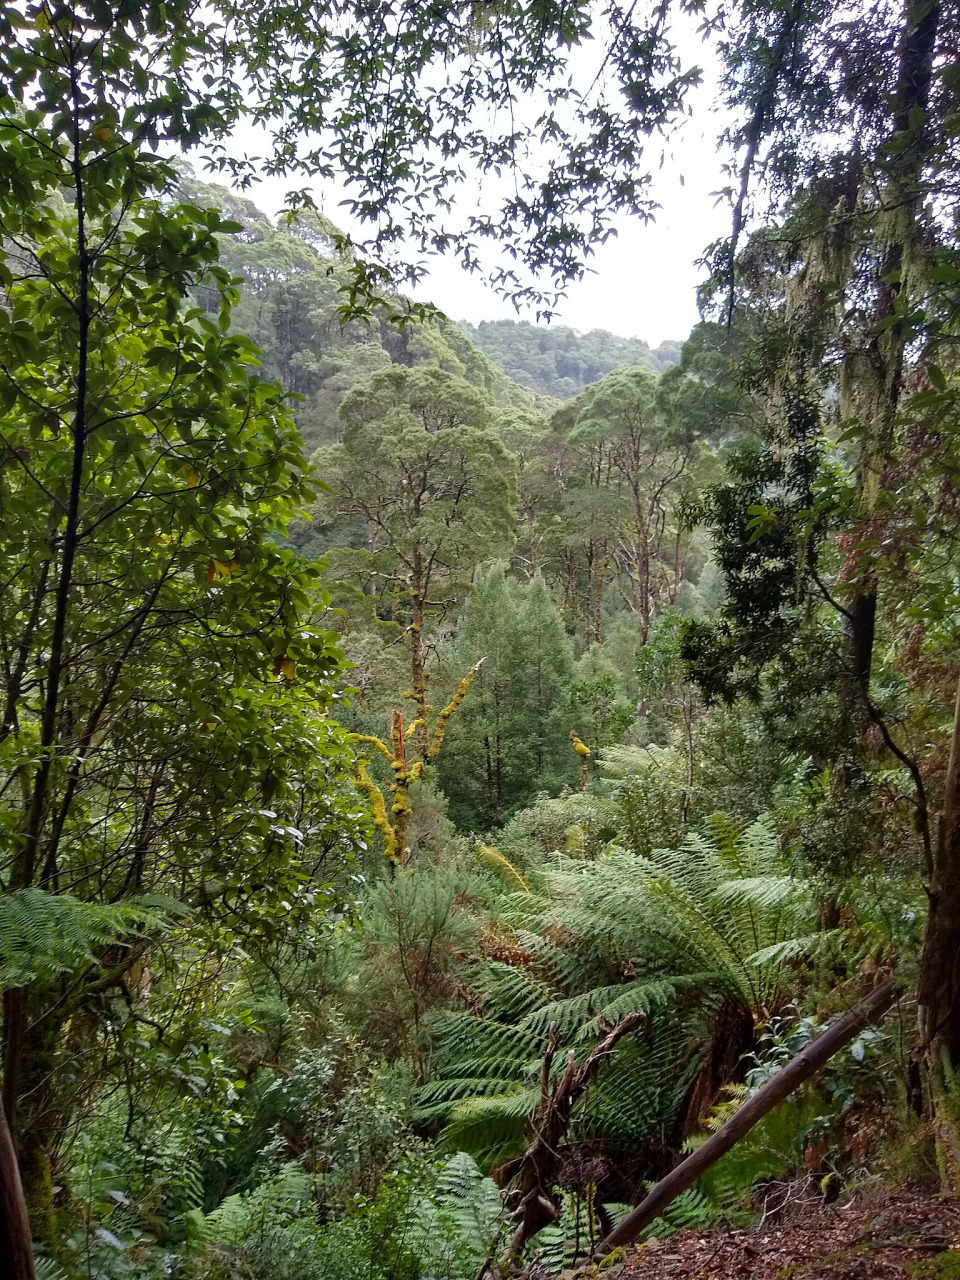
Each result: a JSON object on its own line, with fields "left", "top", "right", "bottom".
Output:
{"left": 459, "top": 318, "right": 682, "bottom": 399}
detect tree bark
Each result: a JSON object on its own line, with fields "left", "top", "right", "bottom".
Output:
{"left": 593, "top": 979, "right": 897, "bottom": 1259}
{"left": 0, "top": 1095, "right": 34, "bottom": 1280}
{"left": 918, "top": 670, "right": 960, "bottom": 1063}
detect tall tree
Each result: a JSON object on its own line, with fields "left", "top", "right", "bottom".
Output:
{"left": 568, "top": 368, "right": 705, "bottom": 643}
{"left": 685, "top": 0, "right": 960, "bottom": 1070}
{"left": 0, "top": 4, "right": 362, "bottom": 1262}
{"left": 438, "top": 568, "right": 577, "bottom": 828}
{"left": 315, "top": 365, "right": 517, "bottom": 754}
{"left": 506, "top": 575, "right": 578, "bottom": 796}
{"left": 436, "top": 565, "right": 522, "bottom": 830}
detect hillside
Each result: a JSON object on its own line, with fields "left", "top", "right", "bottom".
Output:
{"left": 180, "top": 176, "right": 684, "bottom": 443}
{"left": 461, "top": 318, "right": 682, "bottom": 398}
{"left": 179, "top": 173, "right": 547, "bottom": 452}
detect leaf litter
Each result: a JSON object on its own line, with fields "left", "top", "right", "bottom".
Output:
{"left": 616, "top": 1192, "right": 960, "bottom": 1280}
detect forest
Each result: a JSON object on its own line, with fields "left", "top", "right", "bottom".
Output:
{"left": 1, "top": 2, "right": 959, "bottom": 1279}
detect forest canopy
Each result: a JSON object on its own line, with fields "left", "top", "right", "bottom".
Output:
{"left": 1, "top": 2, "right": 960, "bottom": 1280}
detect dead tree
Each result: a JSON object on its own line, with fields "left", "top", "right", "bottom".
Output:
{"left": 501, "top": 1012, "right": 647, "bottom": 1264}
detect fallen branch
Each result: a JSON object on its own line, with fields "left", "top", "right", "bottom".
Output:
{"left": 591, "top": 979, "right": 897, "bottom": 1260}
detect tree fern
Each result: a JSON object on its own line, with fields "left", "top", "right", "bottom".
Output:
{"left": 576, "top": 1021, "right": 700, "bottom": 1144}
{"left": 424, "top": 813, "right": 816, "bottom": 1179}
{"left": 530, "top": 815, "right": 814, "bottom": 1016}
{"left": 0, "top": 888, "right": 185, "bottom": 988}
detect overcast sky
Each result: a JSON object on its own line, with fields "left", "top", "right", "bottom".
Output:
{"left": 219, "top": 19, "right": 735, "bottom": 349}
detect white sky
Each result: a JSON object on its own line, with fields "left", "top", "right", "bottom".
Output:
{"left": 215, "top": 16, "right": 736, "bottom": 349}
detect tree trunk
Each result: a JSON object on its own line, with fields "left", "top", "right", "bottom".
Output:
{"left": 0, "top": 1095, "right": 34, "bottom": 1280}
{"left": 918, "top": 670, "right": 960, "bottom": 1063}
{"left": 839, "top": 0, "right": 939, "bottom": 727}
{"left": 639, "top": 542, "right": 651, "bottom": 646}
{"left": 409, "top": 550, "right": 429, "bottom": 758}
{"left": 3, "top": 987, "right": 60, "bottom": 1244}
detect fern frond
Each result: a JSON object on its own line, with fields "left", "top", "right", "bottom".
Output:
{"left": 0, "top": 889, "right": 184, "bottom": 988}
{"left": 438, "top": 1091, "right": 538, "bottom": 1167}
{"left": 711, "top": 875, "right": 809, "bottom": 911}
{"left": 475, "top": 958, "right": 563, "bottom": 1018}
{"left": 521, "top": 978, "right": 682, "bottom": 1039}
{"left": 642, "top": 1187, "right": 715, "bottom": 1239}
{"left": 409, "top": 1151, "right": 504, "bottom": 1279}
{"left": 477, "top": 845, "right": 531, "bottom": 894}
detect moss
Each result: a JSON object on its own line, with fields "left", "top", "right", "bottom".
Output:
{"left": 909, "top": 1250, "right": 960, "bottom": 1280}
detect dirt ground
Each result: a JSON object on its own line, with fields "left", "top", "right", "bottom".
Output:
{"left": 616, "top": 1192, "right": 960, "bottom": 1280}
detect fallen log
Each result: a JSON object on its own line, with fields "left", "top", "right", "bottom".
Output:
{"left": 592, "top": 978, "right": 898, "bottom": 1260}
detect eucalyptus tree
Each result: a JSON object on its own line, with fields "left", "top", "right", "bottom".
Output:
{"left": 314, "top": 365, "right": 517, "bottom": 754}
{"left": 567, "top": 367, "right": 707, "bottom": 643}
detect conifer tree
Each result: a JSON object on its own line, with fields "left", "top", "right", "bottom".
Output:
{"left": 436, "top": 565, "right": 521, "bottom": 829}
{"left": 438, "top": 569, "right": 578, "bottom": 828}
{"left": 507, "top": 574, "right": 578, "bottom": 798}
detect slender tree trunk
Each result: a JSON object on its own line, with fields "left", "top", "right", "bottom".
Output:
{"left": 14, "top": 47, "right": 92, "bottom": 894}
{"left": 0, "top": 562, "right": 51, "bottom": 749}
{"left": 495, "top": 729, "right": 503, "bottom": 821}
{"left": 672, "top": 526, "right": 684, "bottom": 603}
{"left": 918, "top": 669, "right": 960, "bottom": 1064}
{"left": 484, "top": 733, "right": 495, "bottom": 824}
{"left": 0, "top": 1096, "right": 34, "bottom": 1280}
{"left": 639, "top": 541, "right": 651, "bottom": 646}
{"left": 409, "top": 549, "right": 429, "bottom": 758}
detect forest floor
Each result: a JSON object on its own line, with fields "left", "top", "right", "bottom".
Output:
{"left": 616, "top": 1191, "right": 960, "bottom": 1280}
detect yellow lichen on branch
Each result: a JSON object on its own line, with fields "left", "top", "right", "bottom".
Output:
{"left": 570, "top": 729, "right": 591, "bottom": 791}
{"left": 426, "top": 659, "right": 484, "bottom": 760}
{"left": 351, "top": 733, "right": 394, "bottom": 764}
{"left": 355, "top": 759, "right": 398, "bottom": 863}
{"left": 350, "top": 660, "right": 483, "bottom": 867}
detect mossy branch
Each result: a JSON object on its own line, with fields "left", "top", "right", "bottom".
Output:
{"left": 427, "top": 658, "right": 484, "bottom": 760}
{"left": 355, "top": 759, "right": 398, "bottom": 863}
{"left": 350, "top": 660, "right": 483, "bottom": 866}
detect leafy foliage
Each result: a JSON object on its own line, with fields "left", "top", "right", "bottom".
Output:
{"left": 461, "top": 320, "right": 681, "bottom": 399}
{"left": 0, "top": 890, "right": 184, "bottom": 989}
